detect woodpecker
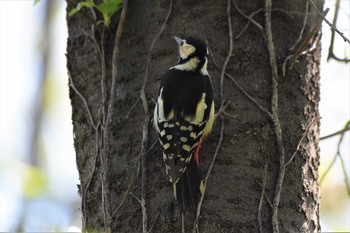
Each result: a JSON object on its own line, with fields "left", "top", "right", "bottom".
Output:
{"left": 154, "top": 36, "right": 215, "bottom": 213}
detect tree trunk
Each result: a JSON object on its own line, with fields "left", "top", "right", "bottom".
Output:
{"left": 66, "top": 0, "right": 323, "bottom": 232}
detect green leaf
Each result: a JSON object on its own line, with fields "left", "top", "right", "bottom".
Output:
{"left": 33, "top": 0, "right": 40, "bottom": 5}
{"left": 68, "top": 0, "right": 95, "bottom": 17}
{"left": 95, "top": 0, "right": 123, "bottom": 26}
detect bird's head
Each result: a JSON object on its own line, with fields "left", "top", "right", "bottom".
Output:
{"left": 173, "top": 36, "right": 209, "bottom": 74}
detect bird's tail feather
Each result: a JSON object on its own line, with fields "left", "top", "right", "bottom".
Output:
{"left": 174, "top": 159, "right": 204, "bottom": 214}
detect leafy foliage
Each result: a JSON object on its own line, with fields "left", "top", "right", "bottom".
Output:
{"left": 69, "top": 0, "right": 123, "bottom": 27}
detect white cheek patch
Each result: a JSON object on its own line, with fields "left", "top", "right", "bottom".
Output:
{"left": 179, "top": 44, "right": 196, "bottom": 59}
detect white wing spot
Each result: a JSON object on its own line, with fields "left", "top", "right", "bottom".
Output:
{"left": 180, "top": 126, "right": 187, "bottom": 131}
{"left": 180, "top": 137, "right": 188, "bottom": 143}
{"left": 164, "top": 143, "right": 170, "bottom": 150}
{"left": 182, "top": 145, "right": 191, "bottom": 151}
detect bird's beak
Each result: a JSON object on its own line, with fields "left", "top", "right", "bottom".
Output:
{"left": 173, "top": 36, "right": 183, "bottom": 45}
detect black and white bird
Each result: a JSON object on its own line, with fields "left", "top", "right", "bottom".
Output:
{"left": 154, "top": 36, "right": 215, "bottom": 213}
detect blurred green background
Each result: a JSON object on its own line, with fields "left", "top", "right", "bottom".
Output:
{"left": 0, "top": 0, "right": 348, "bottom": 232}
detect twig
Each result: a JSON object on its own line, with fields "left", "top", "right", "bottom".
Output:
{"left": 100, "top": 2, "right": 128, "bottom": 232}
{"left": 125, "top": 97, "right": 141, "bottom": 118}
{"left": 142, "top": 0, "right": 173, "bottom": 112}
{"left": 192, "top": 116, "right": 225, "bottom": 233}
{"left": 82, "top": 123, "right": 101, "bottom": 230}
{"left": 105, "top": 0, "right": 128, "bottom": 132}
{"left": 130, "top": 192, "right": 142, "bottom": 203}
{"left": 258, "top": 164, "right": 268, "bottom": 233}
{"left": 140, "top": 116, "right": 150, "bottom": 233}
{"left": 256, "top": 180, "right": 273, "bottom": 208}
{"left": 192, "top": 1, "right": 231, "bottom": 231}
{"left": 222, "top": 110, "right": 237, "bottom": 119}
{"left": 225, "top": 73, "right": 272, "bottom": 118}
{"left": 144, "top": 139, "right": 158, "bottom": 155}
{"left": 111, "top": 158, "right": 140, "bottom": 218}
{"left": 234, "top": 8, "right": 263, "bottom": 40}
{"left": 271, "top": 8, "right": 315, "bottom": 17}
{"left": 68, "top": 71, "right": 97, "bottom": 130}
{"left": 285, "top": 117, "right": 317, "bottom": 167}
{"left": 320, "top": 125, "right": 350, "bottom": 140}
{"left": 264, "top": 0, "right": 287, "bottom": 232}
{"left": 327, "top": 0, "right": 350, "bottom": 62}
{"left": 308, "top": 0, "right": 350, "bottom": 45}
{"left": 289, "top": 1, "right": 309, "bottom": 51}
{"left": 138, "top": 2, "right": 173, "bottom": 232}
{"left": 232, "top": 0, "right": 264, "bottom": 34}
{"left": 319, "top": 121, "right": 350, "bottom": 185}
{"left": 338, "top": 150, "right": 350, "bottom": 196}
{"left": 285, "top": 8, "right": 329, "bottom": 72}
{"left": 219, "top": 0, "right": 234, "bottom": 104}
{"left": 100, "top": 172, "right": 108, "bottom": 233}
{"left": 147, "top": 211, "right": 160, "bottom": 233}
{"left": 99, "top": 26, "right": 107, "bottom": 124}
{"left": 207, "top": 41, "right": 272, "bottom": 118}
{"left": 89, "top": 20, "right": 110, "bottom": 232}
{"left": 214, "top": 100, "right": 232, "bottom": 118}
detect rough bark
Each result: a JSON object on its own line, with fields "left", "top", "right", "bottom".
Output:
{"left": 66, "top": 0, "right": 323, "bottom": 232}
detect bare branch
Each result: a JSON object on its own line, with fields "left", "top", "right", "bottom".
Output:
{"left": 338, "top": 150, "right": 350, "bottom": 196}
{"left": 82, "top": 124, "right": 101, "bottom": 230}
{"left": 192, "top": 116, "right": 225, "bottom": 233}
{"left": 258, "top": 164, "right": 268, "bottom": 233}
{"left": 140, "top": 116, "right": 150, "bottom": 233}
{"left": 234, "top": 8, "right": 263, "bottom": 40}
{"left": 147, "top": 211, "right": 160, "bottom": 233}
{"left": 327, "top": 0, "right": 350, "bottom": 62}
{"left": 271, "top": 8, "right": 315, "bottom": 17}
{"left": 308, "top": 0, "right": 350, "bottom": 44}
{"left": 207, "top": 41, "right": 272, "bottom": 119}
{"left": 111, "top": 159, "right": 140, "bottom": 218}
{"left": 219, "top": 0, "right": 234, "bottom": 104}
{"left": 285, "top": 117, "right": 318, "bottom": 167}
{"left": 232, "top": 0, "right": 264, "bottom": 34}
{"left": 105, "top": 0, "right": 129, "bottom": 132}
{"left": 68, "top": 71, "right": 97, "bottom": 130}
{"left": 319, "top": 120, "right": 350, "bottom": 186}
{"left": 285, "top": 8, "right": 329, "bottom": 73}
{"left": 141, "top": 0, "right": 173, "bottom": 111}
{"left": 215, "top": 100, "right": 232, "bottom": 119}
{"left": 137, "top": 2, "right": 173, "bottom": 232}
{"left": 193, "top": 1, "right": 231, "bottom": 231}
{"left": 320, "top": 124, "right": 350, "bottom": 140}
{"left": 264, "top": 0, "right": 287, "bottom": 232}
{"left": 289, "top": 1, "right": 309, "bottom": 51}
{"left": 256, "top": 180, "right": 273, "bottom": 208}
{"left": 130, "top": 192, "right": 142, "bottom": 204}
{"left": 225, "top": 73, "right": 273, "bottom": 118}
{"left": 125, "top": 97, "right": 141, "bottom": 118}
